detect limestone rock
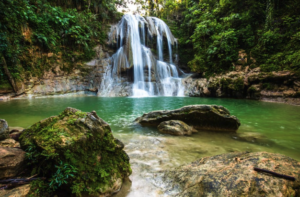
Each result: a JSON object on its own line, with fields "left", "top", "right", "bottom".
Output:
{"left": 294, "top": 81, "right": 300, "bottom": 87}
{"left": 0, "top": 184, "right": 31, "bottom": 197}
{"left": 0, "top": 119, "right": 9, "bottom": 140}
{"left": 0, "top": 147, "right": 26, "bottom": 179}
{"left": 0, "top": 96, "right": 11, "bottom": 101}
{"left": 19, "top": 107, "right": 131, "bottom": 196}
{"left": 202, "top": 87, "right": 210, "bottom": 96}
{"left": 0, "top": 139, "right": 20, "bottom": 148}
{"left": 283, "top": 89, "right": 297, "bottom": 97}
{"left": 156, "top": 152, "right": 300, "bottom": 197}
{"left": 182, "top": 67, "right": 300, "bottom": 105}
{"left": 136, "top": 105, "right": 240, "bottom": 132}
{"left": 157, "top": 120, "right": 192, "bottom": 136}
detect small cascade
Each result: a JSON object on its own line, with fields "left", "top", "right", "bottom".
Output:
{"left": 98, "top": 14, "right": 184, "bottom": 97}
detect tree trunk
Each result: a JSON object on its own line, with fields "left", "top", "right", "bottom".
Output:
{"left": 1, "top": 55, "right": 18, "bottom": 93}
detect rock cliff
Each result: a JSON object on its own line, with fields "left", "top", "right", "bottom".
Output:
{"left": 183, "top": 67, "right": 300, "bottom": 105}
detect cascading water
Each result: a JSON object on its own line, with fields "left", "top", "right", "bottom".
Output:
{"left": 98, "top": 14, "right": 184, "bottom": 97}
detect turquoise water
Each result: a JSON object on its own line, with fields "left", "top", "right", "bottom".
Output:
{"left": 1, "top": 95, "right": 300, "bottom": 196}
{"left": 0, "top": 96, "right": 300, "bottom": 161}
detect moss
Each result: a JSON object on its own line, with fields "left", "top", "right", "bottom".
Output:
{"left": 20, "top": 108, "right": 131, "bottom": 197}
{"left": 220, "top": 77, "right": 244, "bottom": 91}
{"left": 262, "top": 82, "right": 274, "bottom": 90}
{"left": 247, "top": 86, "right": 258, "bottom": 93}
{"left": 0, "top": 80, "right": 13, "bottom": 91}
{"left": 233, "top": 77, "right": 244, "bottom": 91}
{"left": 220, "top": 78, "right": 232, "bottom": 90}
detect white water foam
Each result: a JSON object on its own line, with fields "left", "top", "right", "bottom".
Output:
{"left": 99, "top": 14, "right": 184, "bottom": 97}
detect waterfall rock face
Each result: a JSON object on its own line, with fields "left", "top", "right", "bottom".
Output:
{"left": 99, "top": 14, "right": 184, "bottom": 97}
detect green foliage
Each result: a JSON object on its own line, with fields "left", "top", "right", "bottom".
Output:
{"left": 220, "top": 77, "right": 244, "bottom": 91}
{"left": 263, "top": 82, "right": 274, "bottom": 90}
{"left": 157, "top": 0, "right": 300, "bottom": 75}
{"left": 49, "top": 161, "right": 77, "bottom": 190}
{"left": 0, "top": 0, "right": 122, "bottom": 83}
{"left": 67, "top": 119, "right": 77, "bottom": 125}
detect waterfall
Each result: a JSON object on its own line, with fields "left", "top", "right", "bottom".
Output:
{"left": 98, "top": 14, "right": 184, "bottom": 97}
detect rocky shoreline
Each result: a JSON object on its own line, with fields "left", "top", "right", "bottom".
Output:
{"left": 1, "top": 65, "right": 300, "bottom": 106}
{"left": 183, "top": 67, "right": 300, "bottom": 106}
{"left": 0, "top": 105, "right": 299, "bottom": 196}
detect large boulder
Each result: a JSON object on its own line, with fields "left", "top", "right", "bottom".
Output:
{"left": 0, "top": 147, "right": 26, "bottom": 179}
{"left": 0, "top": 119, "right": 9, "bottom": 140}
{"left": 154, "top": 152, "right": 300, "bottom": 197}
{"left": 157, "top": 120, "right": 192, "bottom": 136}
{"left": 135, "top": 105, "right": 240, "bottom": 132}
{"left": 19, "top": 107, "right": 131, "bottom": 196}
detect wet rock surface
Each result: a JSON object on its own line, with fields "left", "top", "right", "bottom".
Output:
{"left": 0, "top": 119, "right": 9, "bottom": 140}
{"left": 158, "top": 120, "right": 193, "bottom": 136}
{"left": 153, "top": 152, "right": 300, "bottom": 197}
{"left": 136, "top": 105, "right": 240, "bottom": 132}
{"left": 0, "top": 147, "right": 26, "bottom": 179}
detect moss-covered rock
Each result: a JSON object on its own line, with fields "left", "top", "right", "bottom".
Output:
{"left": 19, "top": 107, "right": 131, "bottom": 196}
{"left": 135, "top": 105, "right": 240, "bottom": 132}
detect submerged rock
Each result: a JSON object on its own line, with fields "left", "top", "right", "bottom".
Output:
{"left": 0, "top": 147, "right": 26, "bottom": 179}
{"left": 0, "top": 119, "right": 9, "bottom": 140}
{"left": 155, "top": 152, "right": 300, "bottom": 197}
{"left": 232, "top": 132, "right": 275, "bottom": 146}
{"left": 19, "top": 107, "right": 131, "bottom": 196}
{"left": 136, "top": 105, "right": 240, "bottom": 132}
{"left": 157, "top": 120, "right": 192, "bottom": 136}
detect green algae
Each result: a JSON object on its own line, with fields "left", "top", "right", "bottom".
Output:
{"left": 19, "top": 108, "right": 131, "bottom": 196}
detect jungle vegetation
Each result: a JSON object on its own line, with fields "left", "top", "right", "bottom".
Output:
{"left": 145, "top": 0, "right": 300, "bottom": 76}
{"left": 1, "top": 0, "right": 300, "bottom": 92}
{"left": 0, "top": 0, "right": 124, "bottom": 92}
